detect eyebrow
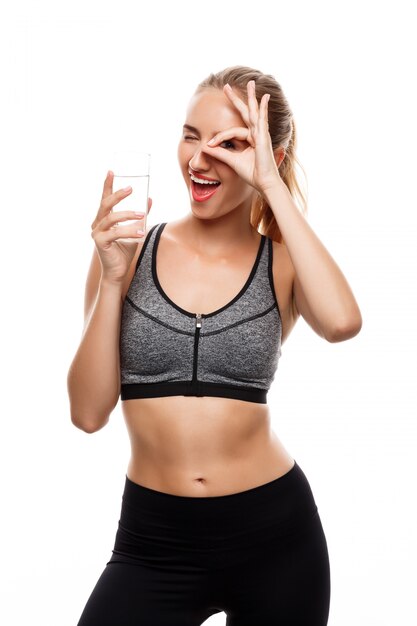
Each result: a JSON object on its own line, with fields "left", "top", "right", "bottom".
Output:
{"left": 182, "top": 124, "right": 222, "bottom": 136}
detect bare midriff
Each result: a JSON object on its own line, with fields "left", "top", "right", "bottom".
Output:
{"left": 121, "top": 395, "right": 295, "bottom": 497}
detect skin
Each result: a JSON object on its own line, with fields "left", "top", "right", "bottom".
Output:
{"left": 121, "top": 84, "right": 300, "bottom": 496}
{"left": 76, "top": 75, "right": 361, "bottom": 503}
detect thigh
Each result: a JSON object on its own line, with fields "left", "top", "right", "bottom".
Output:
{"left": 76, "top": 561, "right": 220, "bottom": 626}
{"left": 221, "top": 512, "right": 331, "bottom": 626}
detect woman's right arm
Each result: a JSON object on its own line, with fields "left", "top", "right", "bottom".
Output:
{"left": 67, "top": 276, "right": 125, "bottom": 433}
{"left": 67, "top": 171, "right": 152, "bottom": 433}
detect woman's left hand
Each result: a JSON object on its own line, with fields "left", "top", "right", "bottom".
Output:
{"left": 204, "top": 80, "right": 282, "bottom": 194}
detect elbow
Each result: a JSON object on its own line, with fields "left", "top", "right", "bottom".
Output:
{"left": 325, "top": 312, "right": 363, "bottom": 343}
{"left": 70, "top": 412, "right": 110, "bottom": 434}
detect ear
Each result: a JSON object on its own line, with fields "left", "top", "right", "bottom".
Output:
{"left": 274, "top": 147, "right": 286, "bottom": 170}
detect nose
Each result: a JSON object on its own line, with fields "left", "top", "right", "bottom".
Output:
{"left": 188, "top": 145, "right": 212, "bottom": 172}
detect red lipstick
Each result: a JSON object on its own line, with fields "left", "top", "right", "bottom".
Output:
{"left": 189, "top": 179, "right": 221, "bottom": 203}
{"left": 189, "top": 170, "right": 220, "bottom": 182}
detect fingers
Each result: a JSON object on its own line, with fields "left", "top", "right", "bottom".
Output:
{"left": 223, "top": 80, "right": 258, "bottom": 128}
{"left": 223, "top": 84, "right": 250, "bottom": 127}
{"left": 104, "top": 210, "right": 145, "bottom": 227}
{"left": 247, "top": 80, "right": 259, "bottom": 128}
{"left": 101, "top": 170, "right": 114, "bottom": 202}
{"left": 92, "top": 169, "right": 153, "bottom": 230}
{"left": 224, "top": 81, "right": 269, "bottom": 136}
{"left": 207, "top": 126, "right": 251, "bottom": 146}
{"left": 103, "top": 186, "right": 132, "bottom": 212}
{"left": 93, "top": 220, "right": 146, "bottom": 246}
{"left": 260, "top": 93, "right": 270, "bottom": 133}
{"left": 202, "top": 143, "right": 237, "bottom": 169}
{"left": 93, "top": 178, "right": 132, "bottom": 229}
{"left": 96, "top": 197, "right": 152, "bottom": 232}
{"left": 261, "top": 93, "right": 270, "bottom": 116}
{"left": 92, "top": 209, "right": 144, "bottom": 237}
{"left": 204, "top": 126, "right": 251, "bottom": 168}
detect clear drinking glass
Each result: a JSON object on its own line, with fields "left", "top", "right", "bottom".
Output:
{"left": 111, "top": 150, "right": 151, "bottom": 243}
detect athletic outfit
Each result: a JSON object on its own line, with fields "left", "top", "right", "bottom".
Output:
{"left": 120, "top": 221, "right": 282, "bottom": 404}
{"left": 77, "top": 223, "right": 331, "bottom": 625}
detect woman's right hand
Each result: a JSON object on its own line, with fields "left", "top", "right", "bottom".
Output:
{"left": 91, "top": 170, "right": 152, "bottom": 286}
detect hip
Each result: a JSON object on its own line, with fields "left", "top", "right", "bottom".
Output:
{"left": 109, "top": 458, "right": 324, "bottom": 571}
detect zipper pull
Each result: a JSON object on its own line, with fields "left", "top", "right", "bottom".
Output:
{"left": 195, "top": 313, "right": 202, "bottom": 328}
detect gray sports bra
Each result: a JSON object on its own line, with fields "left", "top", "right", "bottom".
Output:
{"left": 119, "top": 222, "right": 282, "bottom": 404}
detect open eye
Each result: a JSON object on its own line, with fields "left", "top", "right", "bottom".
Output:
{"left": 220, "top": 140, "right": 235, "bottom": 150}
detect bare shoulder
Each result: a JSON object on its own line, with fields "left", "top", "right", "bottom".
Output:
{"left": 270, "top": 239, "right": 299, "bottom": 344}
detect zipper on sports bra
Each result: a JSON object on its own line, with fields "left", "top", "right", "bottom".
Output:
{"left": 191, "top": 313, "right": 203, "bottom": 394}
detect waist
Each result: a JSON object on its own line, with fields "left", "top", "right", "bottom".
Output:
{"left": 107, "top": 459, "right": 320, "bottom": 570}
{"left": 122, "top": 396, "right": 294, "bottom": 496}
{"left": 116, "top": 459, "right": 318, "bottom": 546}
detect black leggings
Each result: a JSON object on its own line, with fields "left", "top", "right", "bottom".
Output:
{"left": 76, "top": 460, "right": 331, "bottom": 625}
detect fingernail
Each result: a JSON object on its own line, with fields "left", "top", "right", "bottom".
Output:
{"left": 123, "top": 186, "right": 132, "bottom": 192}
{"left": 207, "top": 138, "right": 215, "bottom": 145}
{"left": 134, "top": 211, "right": 145, "bottom": 216}
{"left": 136, "top": 229, "right": 144, "bottom": 236}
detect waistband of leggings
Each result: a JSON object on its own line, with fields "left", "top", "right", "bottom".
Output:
{"left": 120, "top": 459, "right": 318, "bottom": 532}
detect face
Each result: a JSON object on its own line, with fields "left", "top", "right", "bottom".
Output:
{"left": 177, "top": 87, "right": 257, "bottom": 218}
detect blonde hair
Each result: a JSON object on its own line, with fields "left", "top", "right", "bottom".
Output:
{"left": 196, "top": 65, "right": 308, "bottom": 244}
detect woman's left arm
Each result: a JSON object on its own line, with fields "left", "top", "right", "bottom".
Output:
{"left": 205, "top": 80, "right": 362, "bottom": 343}
{"left": 262, "top": 177, "right": 363, "bottom": 343}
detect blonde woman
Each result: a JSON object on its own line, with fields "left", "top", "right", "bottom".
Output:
{"left": 68, "top": 65, "right": 362, "bottom": 625}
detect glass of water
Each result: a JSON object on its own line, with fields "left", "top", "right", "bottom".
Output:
{"left": 111, "top": 150, "right": 151, "bottom": 243}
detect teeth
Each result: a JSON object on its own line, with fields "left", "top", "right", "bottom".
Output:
{"left": 190, "top": 173, "right": 220, "bottom": 185}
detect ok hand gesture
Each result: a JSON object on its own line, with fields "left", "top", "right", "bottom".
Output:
{"left": 204, "top": 80, "right": 282, "bottom": 194}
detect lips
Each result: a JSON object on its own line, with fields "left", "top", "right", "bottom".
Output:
{"left": 190, "top": 178, "right": 222, "bottom": 202}
{"left": 188, "top": 170, "right": 220, "bottom": 183}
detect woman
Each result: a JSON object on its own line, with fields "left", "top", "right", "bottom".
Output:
{"left": 68, "top": 65, "right": 362, "bottom": 625}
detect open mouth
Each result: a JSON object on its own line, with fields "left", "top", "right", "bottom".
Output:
{"left": 190, "top": 175, "right": 221, "bottom": 202}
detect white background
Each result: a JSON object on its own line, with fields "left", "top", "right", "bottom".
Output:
{"left": 1, "top": 1, "right": 416, "bottom": 624}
